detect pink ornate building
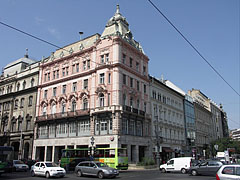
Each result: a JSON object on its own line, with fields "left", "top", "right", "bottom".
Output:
{"left": 33, "top": 5, "right": 151, "bottom": 163}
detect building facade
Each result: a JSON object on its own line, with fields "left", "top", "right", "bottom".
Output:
{"left": 210, "top": 101, "right": 223, "bottom": 139}
{"left": 32, "top": 5, "right": 151, "bottom": 163}
{"left": 0, "top": 54, "right": 39, "bottom": 160}
{"left": 230, "top": 129, "right": 240, "bottom": 141}
{"left": 149, "top": 76, "right": 185, "bottom": 162}
{"left": 184, "top": 95, "right": 196, "bottom": 157}
{"left": 188, "top": 89, "right": 214, "bottom": 158}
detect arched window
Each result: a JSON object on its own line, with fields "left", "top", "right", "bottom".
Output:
{"left": 123, "top": 94, "right": 126, "bottom": 106}
{"left": 130, "top": 97, "right": 133, "bottom": 107}
{"left": 28, "top": 96, "right": 33, "bottom": 106}
{"left": 31, "top": 78, "right": 34, "bottom": 87}
{"left": 83, "top": 98, "right": 88, "bottom": 110}
{"left": 71, "top": 100, "right": 76, "bottom": 112}
{"left": 17, "top": 83, "right": 20, "bottom": 91}
{"left": 42, "top": 105, "right": 47, "bottom": 115}
{"left": 99, "top": 93, "right": 104, "bottom": 107}
{"left": 51, "top": 103, "right": 56, "bottom": 114}
{"left": 22, "top": 81, "right": 26, "bottom": 90}
{"left": 61, "top": 101, "right": 66, "bottom": 114}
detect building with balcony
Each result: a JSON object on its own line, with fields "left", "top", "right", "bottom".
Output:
{"left": 0, "top": 52, "right": 39, "bottom": 160}
{"left": 149, "top": 76, "right": 185, "bottom": 163}
{"left": 32, "top": 5, "right": 151, "bottom": 163}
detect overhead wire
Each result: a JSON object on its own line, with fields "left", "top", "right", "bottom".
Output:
{"left": 0, "top": 21, "right": 102, "bottom": 66}
{"left": 148, "top": 0, "right": 240, "bottom": 97}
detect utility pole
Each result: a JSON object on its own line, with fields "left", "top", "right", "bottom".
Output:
{"left": 155, "top": 110, "right": 164, "bottom": 168}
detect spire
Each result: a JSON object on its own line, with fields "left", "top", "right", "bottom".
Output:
{"left": 116, "top": 4, "right": 120, "bottom": 14}
{"left": 24, "top": 48, "right": 29, "bottom": 58}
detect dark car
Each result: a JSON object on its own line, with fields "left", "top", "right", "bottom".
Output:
{"left": 75, "top": 161, "right": 119, "bottom": 179}
{"left": 189, "top": 160, "right": 223, "bottom": 176}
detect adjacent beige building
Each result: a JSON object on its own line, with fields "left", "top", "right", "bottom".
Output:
{"left": 0, "top": 53, "right": 39, "bottom": 160}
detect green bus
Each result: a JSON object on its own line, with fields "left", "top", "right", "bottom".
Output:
{"left": 60, "top": 147, "right": 128, "bottom": 170}
{"left": 60, "top": 148, "right": 90, "bottom": 171}
{"left": 94, "top": 148, "right": 128, "bottom": 170}
{"left": 0, "top": 146, "right": 14, "bottom": 175}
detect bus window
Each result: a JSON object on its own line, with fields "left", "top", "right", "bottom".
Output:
{"left": 118, "top": 149, "right": 127, "bottom": 157}
{"left": 109, "top": 149, "right": 115, "bottom": 158}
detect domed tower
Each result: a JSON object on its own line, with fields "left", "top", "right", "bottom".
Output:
{"left": 101, "top": 5, "right": 144, "bottom": 53}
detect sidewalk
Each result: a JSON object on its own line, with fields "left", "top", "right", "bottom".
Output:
{"left": 128, "top": 164, "right": 158, "bottom": 170}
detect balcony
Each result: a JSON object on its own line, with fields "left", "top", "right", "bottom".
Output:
{"left": 36, "top": 109, "right": 90, "bottom": 122}
{"left": 122, "top": 105, "right": 145, "bottom": 116}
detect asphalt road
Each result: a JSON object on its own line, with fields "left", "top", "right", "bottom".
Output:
{"left": 1, "top": 170, "right": 216, "bottom": 180}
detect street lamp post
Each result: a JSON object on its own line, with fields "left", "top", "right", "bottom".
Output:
{"left": 155, "top": 115, "right": 161, "bottom": 168}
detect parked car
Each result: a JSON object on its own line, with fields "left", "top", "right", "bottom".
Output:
{"left": 75, "top": 161, "right": 119, "bottom": 179}
{"left": 188, "top": 160, "right": 223, "bottom": 176}
{"left": 21, "top": 159, "right": 38, "bottom": 169}
{"left": 159, "top": 157, "right": 193, "bottom": 174}
{"left": 13, "top": 160, "right": 29, "bottom": 172}
{"left": 216, "top": 164, "right": 240, "bottom": 180}
{"left": 30, "top": 161, "right": 66, "bottom": 178}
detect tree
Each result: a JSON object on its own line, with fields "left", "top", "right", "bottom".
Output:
{"left": 211, "top": 137, "right": 240, "bottom": 156}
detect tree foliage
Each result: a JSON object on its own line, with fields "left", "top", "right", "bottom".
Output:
{"left": 210, "top": 137, "right": 240, "bottom": 156}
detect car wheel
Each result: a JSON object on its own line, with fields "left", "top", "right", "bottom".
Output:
{"left": 191, "top": 170, "right": 197, "bottom": 176}
{"left": 45, "top": 172, "right": 50, "bottom": 179}
{"left": 181, "top": 168, "right": 186, "bottom": 174}
{"left": 31, "top": 171, "right": 35, "bottom": 177}
{"left": 98, "top": 171, "right": 104, "bottom": 179}
{"left": 161, "top": 168, "right": 166, "bottom": 173}
{"left": 77, "top": 170, "right": 82, "bottom": 177}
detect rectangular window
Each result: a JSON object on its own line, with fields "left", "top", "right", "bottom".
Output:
{"left": 76, "top": 63, "right": 79, "bottom": 72}
{"left": 72, "top": 64, "right": 75, "bottom": 73}
{"left": 26, "top": 120, "right": 31, "bottom": 130}
{"left": 122, "top": 54, "right": 126, "bottom": 64}
{"left": 101, "top": 55, "right": 104, "bottom": 64}
{"left": 84, "top": 79, "right": 88, "bottom": 89}
{"left": 53, "top": 87, "right": 57, "bottom": 97}
{"left": 122, "top": 118, "right": 128, "bottom": 134}
{"left": 66, "top": 67, "right": 69, "bottom": 75}
{"left": 87, "top": 60, "right": 90, "bottom": 69}
{"left": 62, "top": 68, "right": 65, "bottom": 77}
{"left": 130, "top": 58, "right": 133, "bottom": 67}
{"left": 123, "top": 74, "right": 126, "bottom": 85}
{"left": 99, "top": 73, "right": 105, "bottom": 84}
{"left": 72, "top": 82, "right": 77, "bottom": 92}
{"left": 44, "top": 74, "right": 47, "bottom": 82}
{"left": 48, "top": 73, "right": 50, "bottom": 81}
{"left": 136, "top": 62, "right": 139, "bottom": 71}
{"left": 137, "top": 81, "right": 140, "bottom": 91}
{"left": 44, "top": 90, "right": 48, "bottom": 99}
{"left": 143, "top": 66, "right": 146, "bottom": 76}
{"left": 144, "top": 84, "right": 146, "bottom": 93}
{"left": 83, "top": 61, "right": 86, "bottom": 70}
{"left": 62, "top": 85, "right": 66, "bottom": 94}
{"left": 130, "top": 77, "right": 133, "bottom": 87}
{"left": 105, "top": 54, "right": 109, "bottom": 62}
{"left": 53, "top": 71, "right": 56, "bottom": 79}
{"left": 108, "top": 73, "right": 111, "bottom": 84}
{"left": 56, "top": 70, "right": 59, "bottom": 78}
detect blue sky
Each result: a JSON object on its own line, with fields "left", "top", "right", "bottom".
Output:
{"left": 0, "top": 0, "right": 239, "bottom": 130}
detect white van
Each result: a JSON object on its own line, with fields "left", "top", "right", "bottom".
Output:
{"left": 159, "top": 157, "right": 193, "bottom": 174}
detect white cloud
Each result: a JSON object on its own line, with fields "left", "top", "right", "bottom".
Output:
{"left": 47, "top": 27, "right": 61, "bottom": 39}
{"left": 34, "top": 17, "right": 45, "bottom": 25}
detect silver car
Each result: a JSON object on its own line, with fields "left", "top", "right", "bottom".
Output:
{"left": 75, "top": 161, "right": 119, "bottom": 179}
{"left": 216, "top": 164, "right": 240, "bottom": 180}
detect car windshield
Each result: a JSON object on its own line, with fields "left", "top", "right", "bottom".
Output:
{"left": 14, "top": 160, "right": 24, "bottom": 164}
{"left": 45, "top": 162, "right": 58, "bottom": 167}
{"left": 95, "top": 162, "right": 108, "bottom": 167}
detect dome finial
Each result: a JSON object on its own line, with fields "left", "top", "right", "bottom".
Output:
{"left": 116, "top": 4, "right": 120, "bottom": 14}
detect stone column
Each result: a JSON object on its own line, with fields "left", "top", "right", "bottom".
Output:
{"left": 52, "top": 146, "right": 55, "bottom": 162}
